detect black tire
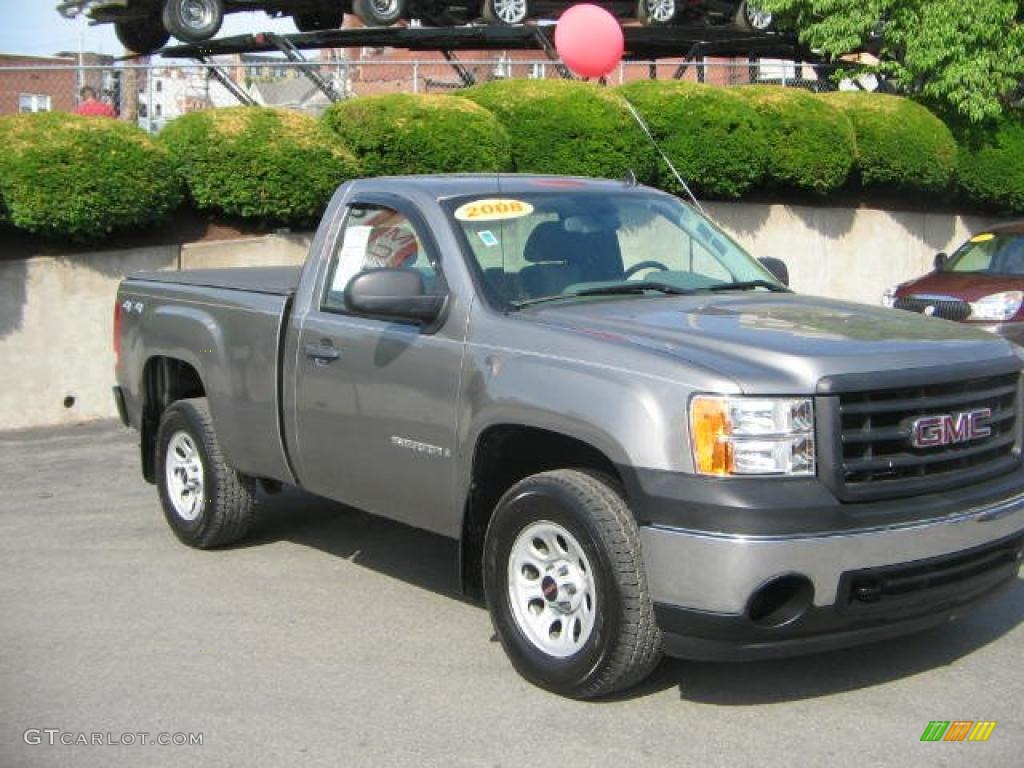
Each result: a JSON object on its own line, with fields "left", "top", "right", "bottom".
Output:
{"left": 636, "top": 0, "right": 677, "bottom": 27}
{"left": 483, "top": 469, "right": 662, "bottom": 699}
{"left": 735, "top": 1, "right": 773, "bottom": 32}
{"left": 161, "top": 0, "right": 225, "bottom": 43}
{"left": 294, "top": 11, "right": 344, "bottom": 32}
{"left": 482, "top": 0, "right": 529, "bottom": 25}
{"left": 155, "top": 397, "right": 257, "bottom": 549}
{"left": 114, "top": 20, "right": 171, "bottom": 54}
{"left": 352, "top": 0, "right": 405, "bottom": 26}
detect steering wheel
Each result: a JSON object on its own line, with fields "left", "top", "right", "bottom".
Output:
{"left": 624, "top": 260, "right": 670, "bottom": 279}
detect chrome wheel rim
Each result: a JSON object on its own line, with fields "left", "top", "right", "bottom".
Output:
{"left": 492, "top": 0, "right": 527, "bottom": 24}
{"left": 507, "top": 521, "right": 596, "bottom": 659}
{"left": 370, "top": 0, "right": 400, "bottom": 16}
{"left": 179, "top": 0, "right": 215, "bottom": 30}
{"left": 745, "top": 4, "right": 773, "bottom": 30}
{"left": 646, "top": 0, "right": 675, "bottom": 23}
{"left": 165, "top": 431, "right": 205, "bottom": 522}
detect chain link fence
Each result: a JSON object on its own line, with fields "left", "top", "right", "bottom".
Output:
{"left": 0, "top": 55, "right": 857, "bottom": 133}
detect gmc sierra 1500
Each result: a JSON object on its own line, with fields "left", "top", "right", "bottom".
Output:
{"left": 114, "top": 175, "right": 1024, "bottom": 698}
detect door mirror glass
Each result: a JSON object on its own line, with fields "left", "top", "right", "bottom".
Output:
{"left": 934, "top": 252, "right": 949, "bottom": 271}
{"left": 758, "top": 257, "right": 790, "bottom": 287}
{"left": 345, "top": 268, "right": 446, "bottom": 324}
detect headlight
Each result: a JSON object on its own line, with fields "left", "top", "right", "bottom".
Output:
{"left": 969, "top": 291, "right": 1024, "bottom": 322}
{"left": 690, "top": 396, "right": 815, "bottom": 477}
{"left": 881, "top": 288, "right": 897, "bottom": 308}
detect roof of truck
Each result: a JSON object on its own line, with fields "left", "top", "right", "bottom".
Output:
{"left": 354, "top": 174, "right": 657, "bottom": 200}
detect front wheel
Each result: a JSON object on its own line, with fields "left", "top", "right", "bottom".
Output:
{"left": 735, "top": 1, "right": 773, "bottom": 32}
{"left": 483, "top": 470, "right": 662, "bottom": 698}
{"left": 482, "top": 0, "right": 530, "bottom": 25}
{"left": 353, "top": 0, "right": 406, "bottom": 26}
{"left": 637, "top": 0, "right": 678, "bottom": 27}
{"left": 161, "top": 0, "right": 225, "bottom": 43}
{"left": 155, "top": 397, "right": 257, "bottom": 549}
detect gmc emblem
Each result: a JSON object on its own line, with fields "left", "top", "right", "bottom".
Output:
{"left": 910, "top": 409, "right": 992, "bottom": 448}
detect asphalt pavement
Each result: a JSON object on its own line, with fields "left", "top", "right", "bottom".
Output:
{"left": 1, "top": 420, "right": 1022, "bottom": 767}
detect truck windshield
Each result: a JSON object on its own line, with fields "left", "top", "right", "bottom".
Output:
{"left": 442, "top": 190, "right": 783, "bottom": 309}
{"left": 942, "top": 233, "right": 1024, "bottom": 275}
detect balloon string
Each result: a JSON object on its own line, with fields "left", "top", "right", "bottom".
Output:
{"left": 620, "top": 97, "right": 706, "bottom": 215}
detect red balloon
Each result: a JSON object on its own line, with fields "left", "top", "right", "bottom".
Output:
{"left": 554, "top": 4, "right": 625, "bottom": 79}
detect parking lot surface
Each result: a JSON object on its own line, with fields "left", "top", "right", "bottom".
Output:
{"left": 1, "top": 421, "right": 1022, "bottom": 767}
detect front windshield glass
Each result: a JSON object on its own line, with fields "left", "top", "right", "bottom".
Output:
{"left": 943, "top": 233, "right": 1024, "bottom": 275}
{"left": 442, "top": 190, "right": 782, "bottom": 308}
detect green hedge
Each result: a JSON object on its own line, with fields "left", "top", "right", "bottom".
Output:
{"left": 160, "top": 107, "right": 359, "bottom": 226}
{"left": 0, "top": 112, "right": 182, "bottom": 240}
{"left": 734, "top": 86, "right": 856, "bottom": 195}
{"left": 321, "top": 93, "right": 511, "bottom": 177}
{"left": 462, "top": 79, "right": 656, "bottom": 180}
{"left": 822, "top": 92, "right": 957, "bottom": 193}
{"left": 956, "top": 117, "right": 1024, "bottom": 213}
{"left": 616, "top": 80, "right": 769, "bottom": 199}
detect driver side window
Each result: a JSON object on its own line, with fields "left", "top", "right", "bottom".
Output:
{"left": 323, "top": 203, "right": 439, "bottom": 313}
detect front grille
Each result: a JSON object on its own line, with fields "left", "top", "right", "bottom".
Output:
{"left": 834, "top": 372, "right": 1020, "bottom": 500}
{"left": 894, "top": 295, "right": 971, "bottom": 321}
{"left": 840, "top": 535, "right": 1024, "bottom": 613}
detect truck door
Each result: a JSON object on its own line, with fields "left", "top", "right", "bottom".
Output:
{"left": 292, "top": 197, "right": 465, "bottom": 536}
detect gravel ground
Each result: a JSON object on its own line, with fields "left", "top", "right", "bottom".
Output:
{"left": 1, "top": 420, "right": 1021, "bottom": 767}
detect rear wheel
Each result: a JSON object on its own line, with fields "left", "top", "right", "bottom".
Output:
{"left": 161, "top": 0, "right": 225, "bottom": 43}
{"left": 735, "top": 1, "right": 773, "bottom": 31}
{"left": 156, "top": 397, "right": 257, "bottom": 548}
{"left": 353, "top": 0, "right": 406, "bottom": 26}
{"left": 482, "top": 0, "right": 529, "bottom": 25}
{"left": 294, "top": 9, "right": 345, "bottom": 32}
{"left": 483, "top": 470, "right": 662, "bottom": 698}
{"left": 115, "top": 20, "right": 171, "bottom": 54}
{"left": 637, "top": 0, "right": 677, "bottom": 27}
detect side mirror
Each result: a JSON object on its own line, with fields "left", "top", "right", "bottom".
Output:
{"left": 934, "top": 252, "right": 948, "bottom": 271}
{"left": 758, "top": 257, "right": 790, "bottom": 287}
{"left": 344, "top": 268, "right": 447, "bottom": 325}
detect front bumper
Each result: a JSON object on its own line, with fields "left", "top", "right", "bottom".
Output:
{"left": 641, "top": 491, "right": 1024, "bottom": 660}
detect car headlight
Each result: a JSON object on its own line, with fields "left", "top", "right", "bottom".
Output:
{"left": 690, "top": 396, "right": 815, "bottom": 477}
{"left": 969, "top": 291, "right": 1024, "bottom": 322}
{"left": 881, "top": 288, "right": 897, "bottom": 308}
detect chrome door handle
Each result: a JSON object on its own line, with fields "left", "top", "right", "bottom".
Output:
{"left": 304, "top": 343, "right": 341, "bottom": 364}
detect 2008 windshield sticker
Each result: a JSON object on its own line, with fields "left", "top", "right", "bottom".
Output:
{"left": 454, "top": 199, "right": 534, "bottom": 222}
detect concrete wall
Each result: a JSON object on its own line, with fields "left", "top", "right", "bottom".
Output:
{"left": 0, "top": 234, "right": 310, "bottom": 431}
{"left": 0, "top": 208, "right": 1004, "bottom": 430}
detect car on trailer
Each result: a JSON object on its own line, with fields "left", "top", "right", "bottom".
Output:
{"left": 57, "top": 1, "right": 354, "bottom": 53}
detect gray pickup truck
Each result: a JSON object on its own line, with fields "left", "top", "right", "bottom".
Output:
{"left": 114, "top": 175, "right": 1024, "bottom": 698}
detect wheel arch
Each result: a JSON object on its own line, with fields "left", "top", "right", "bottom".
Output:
{"left": 458, "top": 423, "right": 628, "bottom": 600}
{"left": 140, "top": 355, "right": 206, "bottom": 483}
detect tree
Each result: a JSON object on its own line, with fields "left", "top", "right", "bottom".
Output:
{"left": 761, "top": 0, "right": 1024, "bottom": 122}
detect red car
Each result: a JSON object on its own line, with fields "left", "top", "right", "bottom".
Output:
{"left": 885, "top": 222, "right": 1024, "bottom": 345}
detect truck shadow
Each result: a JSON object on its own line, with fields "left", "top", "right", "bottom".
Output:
{"left": 247, "top": 487, "right": 1024, "bottom": 705}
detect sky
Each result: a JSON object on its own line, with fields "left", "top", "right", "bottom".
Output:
{"left": 0, "top": 1, "right": 301, "bottom": 58}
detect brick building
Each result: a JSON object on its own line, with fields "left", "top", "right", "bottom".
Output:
{"left": 0, "top": 52, "right": 117, "bottom": 116}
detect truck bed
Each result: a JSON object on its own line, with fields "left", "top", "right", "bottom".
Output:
{"left": 128, "top": 267, "right": 301, "bottom": 296}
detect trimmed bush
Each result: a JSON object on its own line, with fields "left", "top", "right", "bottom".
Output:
{"left": 0, "top": 112, "right": 182, "bottom": 240}
{"left": 321, "top": 93, "right": 511, "bottom": 177}
{"left": 733, "top": 86, "right": 856, "bottom": 195}
{"left": 616, "top": 80, "right": 769, "bottom": 198}
{"left": 822, "top": 92, "right": 957, "bottom": 193}
{"left": 160, "top": 107, "right": 359, "bottom": 226}
{"left": 462, "top": 79, "right": 656, "bottom": 180}
{"left": 956, "top": 117, "right": 1024, "bottom": 213}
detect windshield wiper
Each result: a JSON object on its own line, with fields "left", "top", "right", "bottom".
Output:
{"left": 511, "top": 281, "right": 695, "bottom": 309}
{"left": 706, "top": 280, "right": 790, "bottom": 293}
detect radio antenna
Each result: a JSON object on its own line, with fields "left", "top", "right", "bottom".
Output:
{"left": 621, "top": 96, "right": 705, "bottom": 214}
